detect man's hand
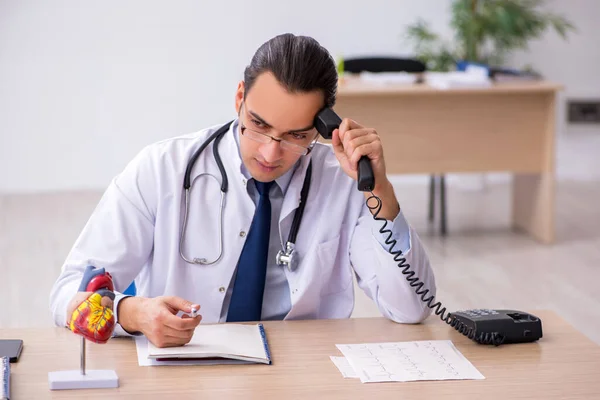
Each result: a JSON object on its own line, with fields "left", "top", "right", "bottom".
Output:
{"left": 331, "top": 118, "right": 400, "bottom": 221}
{"left": 118, "top": 296, "right": 201, "bottom": 348}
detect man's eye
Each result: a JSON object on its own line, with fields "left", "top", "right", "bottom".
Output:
{"left": 289, "top": 133, "right": 307, "bottom": 141}
{"left": 251, "top": 119, "right": 265, "bottom": 128}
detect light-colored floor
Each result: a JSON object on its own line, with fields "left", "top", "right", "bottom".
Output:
{"left": 1, "top": 127, "right": 599, "bottom": 347}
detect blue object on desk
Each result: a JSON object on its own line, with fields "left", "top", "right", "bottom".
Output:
{"left": 456, "top": 60, "right": 490, "bottom": 73}
{"left": 123, "top": 282, "right": 136, "bottom": 296}
{"left": 1, "top": 356, "right": 10, "bottom": 400}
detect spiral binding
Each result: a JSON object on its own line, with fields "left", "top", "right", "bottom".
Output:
{"left": 366, "top": 193, "right": 505, "bottom": 346}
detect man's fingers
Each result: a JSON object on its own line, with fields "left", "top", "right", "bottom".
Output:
{"left": 341, "top": 129, "right": 372, "bottom": 170}
{"left": 332, "top": 128, "right": 352, "bottom": 171}
{"left": 162, "top": 296, "right": 198, "bottom": 314}
{"left": 144, "top": 300, "right": 202, "bottom": 348}
{"left": 164, "top": 310, "right": 202, "bottom": 331}
{"left": 346, "top": 132, "right": 377, "bottom": 155}
{"left": 338, "top": 118, "right": 361, "bottom": 138}
{"left": 161, "top": 323, "right": 196, "bottom": 340}
{"left": 350, "top": 141, "right": 378, "bottom": 167}
{"left": 146, "top": 313, "right": 198, "bottom": 345}
{"left": 341, "top": 128, "right": 372, "bottom": 150}
{"left": 331, "top": 128, "right": 344, "bottom": 154}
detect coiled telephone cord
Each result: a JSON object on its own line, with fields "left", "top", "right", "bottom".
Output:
{"left": 366, "top": 193, "right": 505, "bottom": 346}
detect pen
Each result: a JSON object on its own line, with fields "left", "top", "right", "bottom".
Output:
{"left": 190, "top": 305, "right": 199, "bottom": 318}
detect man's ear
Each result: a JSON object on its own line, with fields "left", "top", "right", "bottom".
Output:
{"left": 235, "top": 81, "right": 245, "bottom": 114}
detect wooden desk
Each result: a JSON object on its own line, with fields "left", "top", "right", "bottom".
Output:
{"left": 335, "top": 80, "right": 562, "bottom": 243}
{"left": 3, "top": 310, "right": 600, "bottom": 399}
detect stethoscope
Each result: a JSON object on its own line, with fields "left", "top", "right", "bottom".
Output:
{"left": 179, "top": 120, "right": 312, "bottom": 272}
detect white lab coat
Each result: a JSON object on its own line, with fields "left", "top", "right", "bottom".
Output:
{"left": 49, "top": 121, "right": 437, "bottom": 334}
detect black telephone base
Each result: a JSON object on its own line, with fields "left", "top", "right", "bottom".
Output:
{"left": 449, "top": 309, "right": 543, "bottom": 346}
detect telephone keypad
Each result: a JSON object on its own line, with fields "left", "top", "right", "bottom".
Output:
{"left": 460, "top": 309, "right": 500, "bottom": 319}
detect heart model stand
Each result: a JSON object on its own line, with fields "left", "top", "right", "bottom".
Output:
{"left": 48, "top": 266, "right": 119, "bottom": 390}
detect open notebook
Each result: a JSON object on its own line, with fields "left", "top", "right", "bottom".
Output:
{"left": 146, "top": 323, "right": 271, "bottom": 365}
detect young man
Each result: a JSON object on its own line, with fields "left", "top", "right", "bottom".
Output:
{"left": 50, "top": 33, "right": 436, "bottom": 348}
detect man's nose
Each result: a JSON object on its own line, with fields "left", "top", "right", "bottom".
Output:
{"left": 260, "top": 138, "right": 284, "bottom": 162}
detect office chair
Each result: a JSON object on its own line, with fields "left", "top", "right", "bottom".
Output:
{"left": 343, "top": 57, "right": 426, "bottom": 73}
{"left": 342, "top": 56, "right": 447, "bottom": 235}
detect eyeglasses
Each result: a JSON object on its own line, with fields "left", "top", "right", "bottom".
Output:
{"left": 239, "top": 105, "right": 318, "bottom": 156}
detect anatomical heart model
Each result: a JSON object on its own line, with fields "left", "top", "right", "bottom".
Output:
{"left": 48, "top": 265, "right": 120, "bottom": 390}
{"left": 69, "top": 266, "right": 117, "bottom": 343}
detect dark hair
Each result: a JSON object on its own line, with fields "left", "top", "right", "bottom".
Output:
{"left": 243, "top": 33, "right": 338, "bottom": 108}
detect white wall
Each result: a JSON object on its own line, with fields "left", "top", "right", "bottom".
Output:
{"left": 510, "top": 0, "right": 600, "bottom": 99}
{"left": 0, "top": 0, "right": 597, "bottom": 193}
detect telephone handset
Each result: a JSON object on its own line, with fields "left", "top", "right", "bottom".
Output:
{"left": 314, "top": 108, "right": 375, "bottom": 192}
{"left": 314, "top": 108, "right": 543, "bottom": 346}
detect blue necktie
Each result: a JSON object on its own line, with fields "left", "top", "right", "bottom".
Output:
{"left": 227, "top": 180, "right": 274, "bottom": 322}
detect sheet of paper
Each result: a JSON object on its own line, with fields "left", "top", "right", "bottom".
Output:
{"left": 358, "top": 71, "right": 418, "bottom": 85}
{"left": 336, "top": 340, "right": 485, "bottom": 383}
{"left": 329, "top": 356, "right": 359, "bottom": 379}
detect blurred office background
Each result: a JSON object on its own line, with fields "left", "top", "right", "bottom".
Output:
{"left": 1, "top": 1, "right": 598, "bottom": 342}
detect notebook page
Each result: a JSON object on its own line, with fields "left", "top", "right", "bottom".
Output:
{"left": 147, "top": 323, "right": 267, "bottom": 360}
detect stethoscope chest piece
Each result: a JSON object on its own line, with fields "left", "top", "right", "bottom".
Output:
{"left": 276, "top": 242, "right": 299, "bottom": 272}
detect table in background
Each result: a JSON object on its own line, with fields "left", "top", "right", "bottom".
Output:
{"left": 335, "top": 80, "right": 562, "bottom": 244}
{"left": 2, "top": 310, "right": 599, "bottom": 399}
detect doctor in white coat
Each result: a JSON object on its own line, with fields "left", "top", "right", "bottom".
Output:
{"left": 50, "top": 33, "right": 436, "bottom": 348}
